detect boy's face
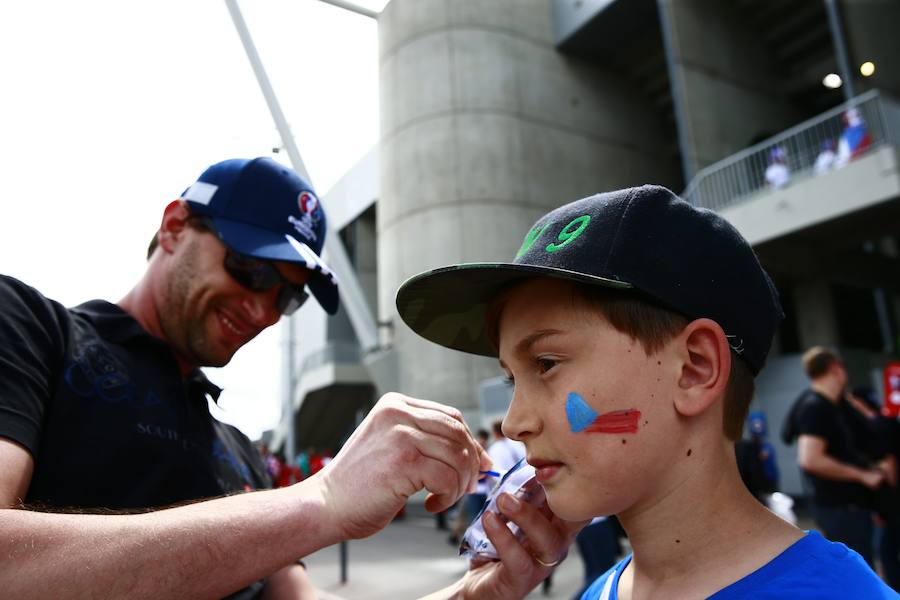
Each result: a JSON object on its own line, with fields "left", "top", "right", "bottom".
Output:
{"left": 497, "top": 278, "right": 686, "bottom": 521}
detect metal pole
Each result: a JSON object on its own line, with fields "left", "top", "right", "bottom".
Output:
{"left": 824, "top": 0, "right": 855, "bottom": 101}
{"left": 340, "top": 540, "right": 349, "bottom": 583}
{"left": 285, "top": 316, "right": 296, "bottom": 465}
{"left": 657, "top": 0, "right": 695, "bottom": 188}
{"left": 224, "top": 0, "right": 379, "bottom": 351}
{"left": 224, "top": 0, "right": 382, "bottom": 461}
{"left": 318, "top": 0, "right": 378, "bottom": 19}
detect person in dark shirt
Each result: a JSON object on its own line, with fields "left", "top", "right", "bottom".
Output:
{"left": 0, "top": 158, "right": 504, "bottom": 599}
{"left": 788, "top": 346, "right": 888, "bottom": 566}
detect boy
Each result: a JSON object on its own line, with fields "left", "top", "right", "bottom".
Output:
{"left": 399, "top": 186, "right": 895, "bottom": 598}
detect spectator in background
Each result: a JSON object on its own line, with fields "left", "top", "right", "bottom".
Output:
{"left": 295, "top": 446, "right": 312, "bottom": 480}
{"left": 272, "top": 451, "right": 300, "bottom": 488}
{"left": 736, "top": 411, "right": 779, "bottom": 502}
{"left": 847, "top": 386, "right": 900, "bottom": 590}
{"left": 782, "top": 346, "right": 886, "bottom": 565}
{"left": 488, "top": 419, "right": 526, "bottom": 474}
{"left": 764, "top": 145, "right": 791, "bottom": 189}
{"left": 814, "top": 139, "right": 837, "bottom": 175}
{"left": 448, "top": 428, "right": 492, "bottom": 545}
{"left": 836, "top": 108, "right": 873, "bottom": 168}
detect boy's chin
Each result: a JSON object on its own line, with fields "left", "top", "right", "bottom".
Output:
{"left": 545, "top": 493, "right": 610, "bottom": 523}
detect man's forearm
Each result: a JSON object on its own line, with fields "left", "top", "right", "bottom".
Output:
{"left": 802, "top": 453, "right": 869, "bottom": 484}
{"left": 1, "top": 482, "right": 338, "bottom": 600}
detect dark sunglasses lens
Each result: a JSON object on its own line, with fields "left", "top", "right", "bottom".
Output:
{"left": 224, "top": 252, "right": 280, "bottom": 292}
{"left": 278, "top": 288, "right": 309, "bottom": 315}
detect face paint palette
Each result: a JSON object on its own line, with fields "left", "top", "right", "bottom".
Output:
{"left": 459, "top": 458, "right": 547, "bottom": 560}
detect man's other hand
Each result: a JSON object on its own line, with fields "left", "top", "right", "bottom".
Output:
{"left": 314, "top": 393, "right": 490, "bottom": 540}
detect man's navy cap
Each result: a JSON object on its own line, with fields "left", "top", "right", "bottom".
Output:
{"left": 396, "top": 185, "right": 783, "bottom": 375}
{"left": 182, "top": 157, "right": 339, "bottom": 314}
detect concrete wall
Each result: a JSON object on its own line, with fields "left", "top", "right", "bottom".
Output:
{"left": 843, "top": 0, "right": 900, "bottom": 97}
{"left": 664, "top": 0, "right": 804, "bottom": 173}
{"left": 377, "top": 0, "right": 680, "bottom": 411}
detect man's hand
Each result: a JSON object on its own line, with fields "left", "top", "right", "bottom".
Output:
{"left": 878, "top": 455, "right": 897, "bottom": 487}
{"left": 859, "top": 468, "right": 885, "bottom": 490}
{"left": 421, "top": 492, "right": 587, "bottom": 600}
{"left": 315, "top": 393, "right": 491, "bottom": 540}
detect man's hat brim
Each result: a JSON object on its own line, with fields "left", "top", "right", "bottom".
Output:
{"left": 396, "top": 263, "right": 631, "bottom": 357}
{"left": 212, "top": 216, "right": 339, "bottom": 315}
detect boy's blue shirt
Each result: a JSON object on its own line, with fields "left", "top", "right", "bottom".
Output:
{"left": 581, "top": 531, "right": 898, "bottom": 599}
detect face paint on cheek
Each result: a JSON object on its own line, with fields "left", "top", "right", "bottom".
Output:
{"left": 584, "top": 409, "right": 642, "bottom": 434}
{"left": 565, "top": 392, "right": 642, "bottom": 434}
{"left": 566, "top": 392, "right": 598, "bottom": 433}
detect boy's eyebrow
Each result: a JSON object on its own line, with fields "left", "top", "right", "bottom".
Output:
{"left": 515, "top": 329, "right": 564, "bottom": 355}
{"left": 498, "top": 329, "right": 565, "bottom": 369}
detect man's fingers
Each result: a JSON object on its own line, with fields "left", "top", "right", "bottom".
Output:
{"left": 403, "top": 396, "right": 467, "bottom": 425}
{"left": 393, "top": 400, "right": 483, "bottom": 492}
{"left": 398, "top": 424, "right": 472, "bottom": 503}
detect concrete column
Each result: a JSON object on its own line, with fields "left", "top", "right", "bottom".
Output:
{"left": 793, "top": 280, "right": 840, "bottom": 349}
{"left": 378, "top": 0, "right": 680, "bottom": 411}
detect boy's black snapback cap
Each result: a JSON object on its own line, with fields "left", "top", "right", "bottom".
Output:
{"left": 395, "top": 185, "right": 783, "bottom": 375}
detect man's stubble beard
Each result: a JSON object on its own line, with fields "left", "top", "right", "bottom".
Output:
{"left": 158, "top": 244, "right": 230, "bottom": 369}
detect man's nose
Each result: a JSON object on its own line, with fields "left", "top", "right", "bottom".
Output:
{"left": 241, "top": 288, "right": 280, "bottom": 329}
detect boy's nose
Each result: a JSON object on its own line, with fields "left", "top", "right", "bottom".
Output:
{"left": 503, "top": 391, "right": 542, "bottom": 441}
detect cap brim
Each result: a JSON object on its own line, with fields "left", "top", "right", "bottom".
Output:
{"left": 396, "top": 263, "right": 631, "bottom": 357}
{"left": 211, "top": 217, "right": 339, "bottom": 315}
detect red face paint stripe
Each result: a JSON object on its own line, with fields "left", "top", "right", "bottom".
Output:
{"left": 583, "top": 409, "right": 641, "bottom": 434}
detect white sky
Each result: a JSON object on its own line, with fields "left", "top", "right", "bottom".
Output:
{"left": 0, "top": 0, "right": 387, "bottom": 439}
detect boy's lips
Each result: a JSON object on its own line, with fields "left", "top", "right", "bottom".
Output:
{"left": 528, "top": 457, "right": 565, "bottom": 483}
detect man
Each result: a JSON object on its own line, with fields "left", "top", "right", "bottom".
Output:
{"left": 787, "top": 346, "right": 887, "bottom": 565}
{"left": 0, "top": 158, "right": 501, "bottom": 599}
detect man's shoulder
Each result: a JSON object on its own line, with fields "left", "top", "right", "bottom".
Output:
{"left": 0, "top": 274, "right": 73, "bottom": 347}
{"left": 794, "top": 390, "right": 832, "bottom": 421}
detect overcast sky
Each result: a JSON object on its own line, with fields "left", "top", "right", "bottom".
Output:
{"left": 0, "top": 0, "right": 387, "bottom": 439}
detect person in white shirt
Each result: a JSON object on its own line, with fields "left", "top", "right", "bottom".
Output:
{"left": 814, "top": 139, "right": 836, "bottom": 175}
{"left": 488, "top": 419, "right": 526, "bottom": 474}
{"left": 764, "top": 145, "right": 791, "bottom": 189}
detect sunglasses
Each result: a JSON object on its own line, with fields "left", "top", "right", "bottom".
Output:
{"left": 192, "top": 216, "right": 309, "bottom": 315}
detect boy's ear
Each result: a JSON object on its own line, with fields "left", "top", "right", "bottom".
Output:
{"left": 672, "top": 318, "right": 732, "bottom": 418}
{"left": 156, "top": 200, "right": 192, "bottom": 254}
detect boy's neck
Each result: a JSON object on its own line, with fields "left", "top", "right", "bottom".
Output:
{"left": 616, "top": 439, "right": 802, "bottom": 600}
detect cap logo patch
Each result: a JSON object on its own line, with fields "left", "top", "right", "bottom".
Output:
{"left": 515, "top": 222, "right": 552, "bottom": 259}
{"left": 288, "top": 191, "right": 322, "bottom": 243}
{"left": 299, "top": 191, "right": 322, "bottom": 222}
{"left": 182, "top": 181, "right": 218, "bottom": 205}
{"left": 546, "top": 215, "right": 590, "bottom": 253}
{"left": 515, "top": 215, "right": 591, "bottom": 259}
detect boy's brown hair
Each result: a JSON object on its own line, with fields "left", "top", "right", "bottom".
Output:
{"left": 488, "top": 281, "right": 755, "bottom": 441}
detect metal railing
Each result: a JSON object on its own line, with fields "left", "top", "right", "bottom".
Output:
{"left": 683, "top": 90, "right": 900, "bottom": 211}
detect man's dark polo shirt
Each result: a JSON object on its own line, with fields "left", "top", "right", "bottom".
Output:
{"left": 793, "top": 389, "right": 871, "bottom": 508}
{"left": 0, "top": 275, "right": 269, "bottom": 510}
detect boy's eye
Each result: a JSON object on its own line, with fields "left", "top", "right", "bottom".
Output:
{"left": 536, "top": 357, "right": 557, "bottom": 374}
{"left": 502, "top": 374, "right": 515, "bottom": 387}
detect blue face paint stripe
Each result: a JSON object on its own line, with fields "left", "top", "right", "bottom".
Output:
{"left": 566, "top": 392, "right": 598, "bottom": 433}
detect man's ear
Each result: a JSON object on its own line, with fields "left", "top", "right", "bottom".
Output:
{"left": 156, "top": 200, "right": 192, "bottom": 254}
{"left": 672, "top": 318, "right": 732, "bottom": 418}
